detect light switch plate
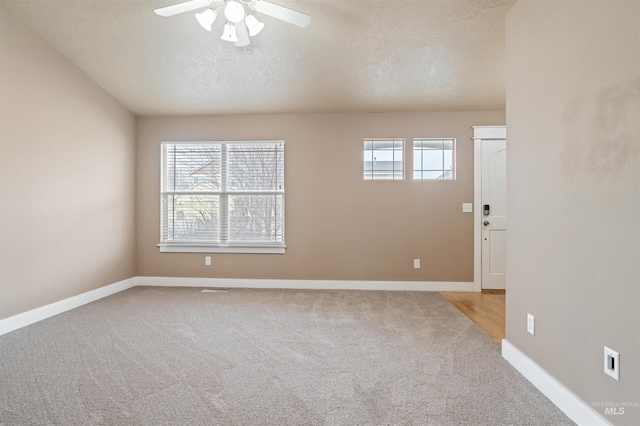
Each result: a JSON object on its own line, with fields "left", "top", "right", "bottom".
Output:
{"left": 462, "top": 203, "right": 473, "bottom": 213}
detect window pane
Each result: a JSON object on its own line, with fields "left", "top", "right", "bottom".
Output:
{"left": 444, "top": 150, "right": 453, "bottom": 171}
{"left": 364, "top": 150, "right": 373, "bottom": 170}
{"left": 422, "top": 150, "right": 443, "bottom": 170}
{"left": 413, "top": 153, "right": 422, "bottom": 171}
{"left": 228, "top": 194, "right": 284, "bottom": 242}
{"left": 227, "top": 143, "right": 284, "bottom": 191}
{"left": 372, "top": 148, "right": 394, "bottom": 162}
{"left": 163, "top": 144, "right": 221, "bottom": 191}
{"left": 162, "top": 194, "right": 219, "bottom": 241}
{"left": 422, "top": 140, "right": 443, "bottom": 150}
{"left": 373, "top": 170, "right": 393, "bottom": 180}
{"left": 393, "top": 147, "right": 401, "bottom": 163}
{"left": 421, "top": 171, "right": 445, "bottom": 179}
{"left": 364, "top": 139, "right": 403, "bottom": 180}
{"left": 413, "top": 138, "right": 455, "bottom": 180}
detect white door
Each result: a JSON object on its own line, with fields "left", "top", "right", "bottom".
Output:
{"left": 481, "top": 139, "right": 507, "bottom": 290}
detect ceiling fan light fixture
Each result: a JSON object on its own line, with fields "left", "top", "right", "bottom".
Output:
{"left": 154, "top": 0, "right": 311, "bottom": 47}
{"left": 245, "top": 14, "right": 264, "bottom": 37}
{"left": 195, "top": 8, "right": 216, "bottom": 31}
{"left": 221, "top": 22, "right": 239, "bottom": 42}
{"left": 224, "top": 1, "right": 245, "bottom": 23}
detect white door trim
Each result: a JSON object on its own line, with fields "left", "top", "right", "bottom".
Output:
{"left": 472, "top": 126, "right": 506, "bottom": 292}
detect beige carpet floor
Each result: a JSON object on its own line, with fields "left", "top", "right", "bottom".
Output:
{"left": 0, "top": 286, "right": 574, "bottom": 425}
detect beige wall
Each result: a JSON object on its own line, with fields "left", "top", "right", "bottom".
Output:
{"left": 0, "top": 5, "right": 137, "bottom": 320}
{"left": 137, "top": 111, "right": 505, "bottom": 282}
{"left": 506, "top": 1, "right": 639, "bottom": 424}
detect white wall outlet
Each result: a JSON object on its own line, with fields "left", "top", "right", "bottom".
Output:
{"left": 527, "top": 313, "right": 535, "bottom": 335}
{"left": 205, "top": 256, "right": 211, "bottom": 266}
{"left": 413, "top": 259, "right": 420, "bottom": 269}
{"left": 462, "top": 203, "right": 473, "bottom": 213}
{"left": 604, "top": 346, "right": 619, "bottom": 381}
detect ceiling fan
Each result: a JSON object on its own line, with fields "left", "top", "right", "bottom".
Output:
{"left": 154, "top": 0, "right": 311, "bottom": 47}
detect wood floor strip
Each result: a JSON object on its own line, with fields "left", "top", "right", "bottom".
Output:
{"left": 440, "top": 290, "right": 505, "bottom": 344}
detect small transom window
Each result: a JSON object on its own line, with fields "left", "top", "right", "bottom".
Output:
{"left": 363, "top": 139, "right": 404, "bottom": 180}
{"left": 413, "top": 138, "right": 455, "bottom": 180}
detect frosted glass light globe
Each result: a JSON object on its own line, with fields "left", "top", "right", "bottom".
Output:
{"left": 224, "top": 1, "right": 245, "bottom": 23}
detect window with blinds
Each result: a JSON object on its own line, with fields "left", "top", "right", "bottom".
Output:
{"left": 413, "top": 138, "right": 455, "bottom": 180}
{"left": 159, "top": 141, "right": 285, "bottom": 253}
{"left": 363, "top": 139, "right": 404, "bottom": 180}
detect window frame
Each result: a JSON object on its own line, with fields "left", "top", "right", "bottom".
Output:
{"left": 363, "top": 138, "right": 405, "bottom": 181}
{"left": 412, "top": 138, "right": 456, "bottom": 180}
{"left": 158, "top": 140, "right": 286, "bottom": 254}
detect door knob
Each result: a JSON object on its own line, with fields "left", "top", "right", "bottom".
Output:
{"left": 483, "top": 221, "right": 490, "bottom": 226}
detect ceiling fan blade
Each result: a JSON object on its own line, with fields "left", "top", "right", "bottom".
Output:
{"left": 154, "top": 0, "right": 210, "bottom": 17}
{"left": 235, "top": 22, "right": 251, "bottom": 47}
{"left": 253, "top": 0, "right": 310, "bottom": 28}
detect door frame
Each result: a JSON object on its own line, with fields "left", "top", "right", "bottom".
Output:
{"left": 472, "top": 125, "right": 506, "bottom": 292}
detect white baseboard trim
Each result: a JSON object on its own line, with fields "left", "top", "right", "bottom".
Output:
{"left": 0, "top": 277, "right": 473, "bottom": 336}
{"left": 502, "top": 339, "right": 610, "bottom": 426}
{"left": 0, "top": 278, "right": 137, "bottom": 336}
{"left": 136, "top": 276, "right": 475, "bottom": 292}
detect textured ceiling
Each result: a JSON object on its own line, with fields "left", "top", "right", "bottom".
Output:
{"left": 2, "top": 0, "right": 516, "bottom": 115}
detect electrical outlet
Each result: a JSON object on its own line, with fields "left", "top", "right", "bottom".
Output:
{"left": 413, "top": 259, "right": 420, "bottom": 269}
{"left": 527, "top": 313, "right": 535, "bottom": 335}
{"left": 604, "top": 346, "right": 619, "bottom": 381}
{"left": 205, "top": 256, "right": 211, "bottom": 266}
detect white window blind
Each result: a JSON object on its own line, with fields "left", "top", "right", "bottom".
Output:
{"left": 363, "top": 139, "right": 404, "bottom": 180}
{"left": 160, "top": 141, "right": 285, "bottom": 253}
{"left": 413, "top": 139, "right": 455, "bottom": 180}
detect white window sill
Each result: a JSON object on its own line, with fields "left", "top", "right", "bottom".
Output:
{"left": 158, "top": 243, "right": 286, "bottom": 254}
